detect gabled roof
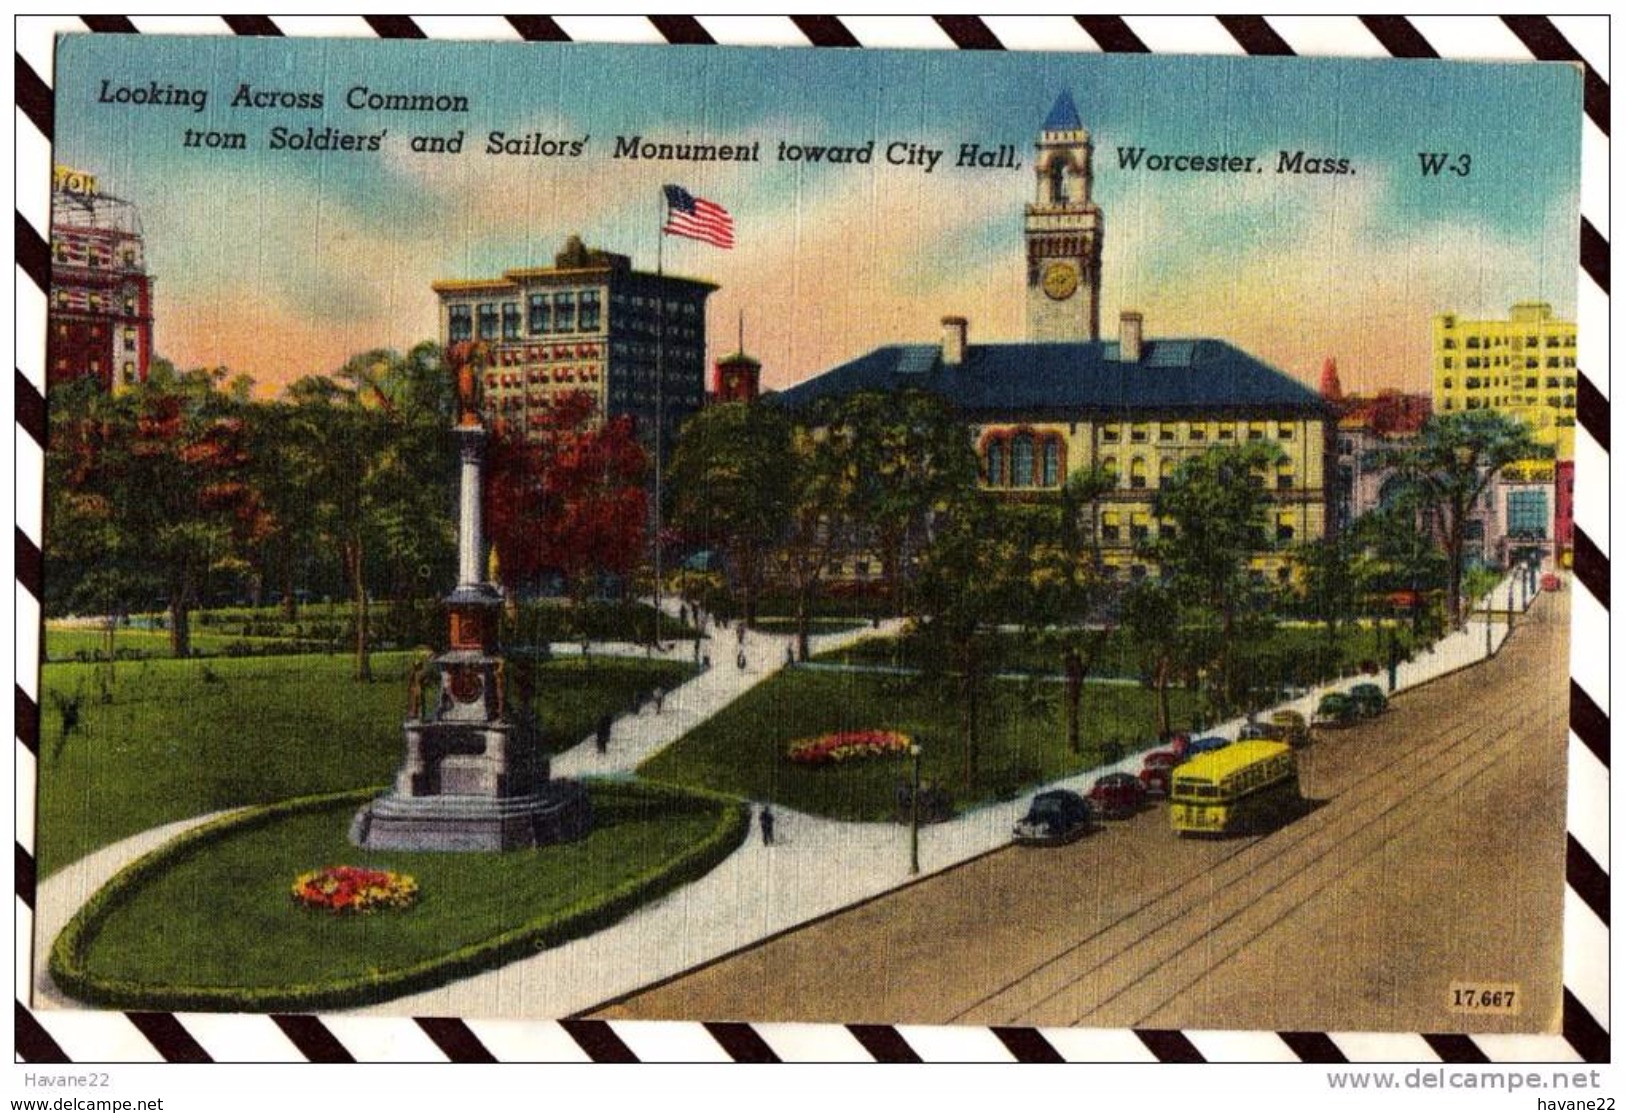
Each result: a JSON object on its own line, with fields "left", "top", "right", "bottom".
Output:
{"left": 772, "top": 339, "right": 1330, "bottom": 417}
{"left": 1043, "top": 91, "right": 1083, "bottom": 132}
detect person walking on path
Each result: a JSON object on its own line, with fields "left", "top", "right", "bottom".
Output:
{"left": 759, "top": 804, "right": 775, "bottom": 846}
{"left": 653, "top": 686, "right": 666, "bottom": 714}
{"left": 595, "top": 712, "right": 612, "bottom": 755}
{"left": 736, "top": 648, "right": 748, "bottom": 671}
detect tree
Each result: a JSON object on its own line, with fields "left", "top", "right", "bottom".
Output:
{"left": 1294, "top": 532, "right": 1363, "bottom": 669}
{"left": 1119, "top": 578, "right": 1209, "bottom": 738}
{"left": 1385, "top": 411, "right": 1538, "bottom": 626}
{"left": 911, "top": 498, "right": 1073, "bottom": 788}
{"left": 485, "top": 390, "right": 649, "bottom": 607}
{"left": 834, "top": 390, "right": 978, "bottom": 616}
{"left": 777, "top": 422, "right": 854, "bottom": 662}
{"left": 1145, "top": 441, "right": 1285, "bottom": 716}
{"left": 668, "top": 402, "right": 793, "bottom": 626}
{"left": 45, "top": 373, "right": 268, "bottom": 659}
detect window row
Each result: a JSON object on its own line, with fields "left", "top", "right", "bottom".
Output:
{"left": 1098, "top": 455, "right": 1297, "bottom": 490}
{"left": 1101, "top": 420, "right": 1295, "bottom": 444}
{"left": 447, "top": 291, "right": 604, "bottom": 342}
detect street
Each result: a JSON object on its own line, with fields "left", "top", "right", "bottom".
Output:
{"left": 589, "top": 591, "right": 1570, "bottom": 1033}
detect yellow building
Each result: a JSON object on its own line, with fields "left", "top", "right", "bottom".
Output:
{"left": 777, "top": 313, "right": 1332, "bottom": 586}
{"left": 1432, "top": 301, "right": 1577, "bottom": 458}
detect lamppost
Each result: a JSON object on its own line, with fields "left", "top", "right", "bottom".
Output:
{"left": 909, "top": 743, "right": 922, "bottom": 876}
{"left": 1506, "top": 581, "right": 1515, "bottom": 634}
{"left": 1485, "top": 601, "right": 1493, "bottom": 659}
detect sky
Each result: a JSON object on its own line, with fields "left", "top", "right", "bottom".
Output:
{"left": 53, "top": 35, "right": 1583, "bottom": 398}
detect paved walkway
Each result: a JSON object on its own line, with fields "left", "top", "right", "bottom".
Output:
{"left": 31, "top": 574, "right": 1547, "bottom": 1020}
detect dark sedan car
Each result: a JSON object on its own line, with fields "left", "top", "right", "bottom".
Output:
{"left": 1013, "top": 789, "right": 1093, "bottom": 845}
{"left": 1087, "top": 772, "right": 1147, "bottom": 819}
{"left": 1348, "top": 682, "right": 1388, "bottom": 718}
{"left": 1313, "top": 692, "right": 1359, "bottom": 728}
{"left": 1139, "top": 750, "right": 1182, "bottom": 797}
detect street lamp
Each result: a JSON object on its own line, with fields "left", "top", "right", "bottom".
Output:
{"left": 909, "top": 743, "right": 922, "bottom": 876}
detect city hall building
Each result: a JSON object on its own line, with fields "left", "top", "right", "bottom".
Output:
{"left": 432, "top": 235, "right": 715, "bottom": 452}
{"left": 774, "top": 95, "right": 1333, "bottom": 583}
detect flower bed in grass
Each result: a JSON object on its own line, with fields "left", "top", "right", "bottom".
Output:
{"left": 291, "top": 866, "right": 417, "bottom": 914}
{"left": 787, "top": 729, "right": 911, "bottom": 766}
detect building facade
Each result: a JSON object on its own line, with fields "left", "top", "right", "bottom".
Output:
{"left": 778, "top": 313, "right": 1332, "bottom": 584}
{"left": 433, "top": 235, "right": 716, "bottom": 452}
{"left": 47, "top": 166, "right": 154, "bottom": 392}
{"left": 1432, "top": 301, "right": 1577, "bottom": 459}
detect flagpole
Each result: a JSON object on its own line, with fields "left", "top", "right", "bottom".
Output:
{"left": 653, "top": 187, "right": 665, "bottom": 649}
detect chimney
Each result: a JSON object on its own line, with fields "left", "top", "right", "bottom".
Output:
{"left": 1119, "top": 310, "right": 1143, "bottom": 363}
{"left": 942, "top": 315, "right": 968, "bottom": 366}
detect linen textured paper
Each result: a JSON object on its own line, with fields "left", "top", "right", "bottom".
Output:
{"left": 20, "top": 21, "right": 1601, "bottom": 1065}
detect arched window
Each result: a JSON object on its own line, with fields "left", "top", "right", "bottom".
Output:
{"left": 1159, "top": 457, "right": 1176, "bottom": 485}
{"left": 1042, "top": 439, "right": 1061, "bottom": 487}
{"left": 1012, "top": 434, "right": 1035, "bottom": 487}
{"left": 1129, "top": 457, "right": 1148, "bottom": 489}
{"left": 1048, "top": 160, "right": 1066, "bottom": 204}
{"left": 986, "top": 440, "right": 1006, "bottom": 487}
{"left": 1102, "top": 455, "right": 1119, "bottom": 484}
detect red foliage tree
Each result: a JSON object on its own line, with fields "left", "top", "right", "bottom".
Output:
{"left": 484, "top": 391, "right": 649, "bottom": 600}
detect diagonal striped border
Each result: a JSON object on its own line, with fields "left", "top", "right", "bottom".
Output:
{"left": 13, "top": 13, "right": 1608, "bottom": 1065}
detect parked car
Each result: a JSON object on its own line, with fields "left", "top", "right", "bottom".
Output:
{"left": 1348, "top": 682, "right": 1388, "bottom": 718}
{"left": 1239, "top": 720, "right": 1278, "bottom": 742}
{"left": 1139, "top": 750, "right": 1182, "bottom": 796}
{"left": 1013, "top": 789, "right": 1093, "bottom": 845}
{"left": 1270, "top": 710, "right": 1312, "bottom": 748}
{"left": 1312, "top": 692, "right": 1359, "bottom": 729}
{"left": 1185, "top": 735, "right": 1231, "bottom": 758}
{"left": 1541, "top": 572, "right": 1562, "bottom": 592}
{"left": 1087, "top": 772, "right": 1147, "bottom": 819}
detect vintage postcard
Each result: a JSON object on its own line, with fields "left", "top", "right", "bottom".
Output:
{"left": 28, "top": 28, "right": 1587, "bottom": 1046}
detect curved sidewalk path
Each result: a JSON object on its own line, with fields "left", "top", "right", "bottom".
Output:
{"left": 33, "top": 574, "right": 1541, "bottom": 1020}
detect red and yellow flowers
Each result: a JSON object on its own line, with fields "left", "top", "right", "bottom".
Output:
{"left": 787, "top": 729, "right": 911, "bottom": 766}
{"left": 291, "top": 866, "right": 418, "bottom": 914}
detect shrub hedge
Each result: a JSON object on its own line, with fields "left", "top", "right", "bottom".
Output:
{"left": 50, "top": 780, "right": 748, "bottom": 1012}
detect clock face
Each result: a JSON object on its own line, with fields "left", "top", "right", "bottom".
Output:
{"left": 1042, "top": 261, "right": 1079, "bottom": 301}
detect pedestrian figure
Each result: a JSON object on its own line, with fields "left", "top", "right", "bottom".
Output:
{"left": 653, "top": 686, "right": 665, "bottom": 714}
{"left": 679, "top": 604, "right": 689, "bottom": 626}
{"left": 595, "top": 712, "right": 612, "bottom": 755}
{"left": 736, "top": 648, "right": 747, "bottom": 671}
{"left": 785, "top": 643, "right": 796, "bottom": 666}
{"left": 702, "top": 653, "right": 712, "bottom": 670}
{"left": 737, "top": 620, "right": 747, "bottom": 646}
{"left": 693, "top": 637, "right": 702, "bottom": 664}
{"left": 581, "top": 639, "right": 590, "bottom": 660}
{"left": 759, "top": 804, "right": 775, "bottom": 846}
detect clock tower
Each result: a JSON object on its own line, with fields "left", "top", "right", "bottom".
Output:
{"left": 1025, "top": 91, "right": 1102, "bottom": 342}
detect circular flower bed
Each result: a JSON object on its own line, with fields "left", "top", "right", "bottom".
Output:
{"left": 291, "top": 866, "right": 418, "bottom": 915}
{"left": 787, "top": 729, "right": 911, "bottom": 766}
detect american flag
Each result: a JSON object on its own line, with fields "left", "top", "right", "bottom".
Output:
{"left": 662, "top": 184, "right": 734, "bottom": 249}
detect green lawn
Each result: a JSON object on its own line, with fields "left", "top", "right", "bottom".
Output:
{"left": 638, "top": 668, "right": 1198, "bottom": 820}
{"left": 36, "top": 652, "right": 695, "bottom": 878}
{"left": 815, "top": 623, "right": 1425, "bottom": 689}
{"left": 44, "top": 599, "right": 699, "bottom": 663}
{"left": 57, "top": 786, "right": 744, "bottom": 1013}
